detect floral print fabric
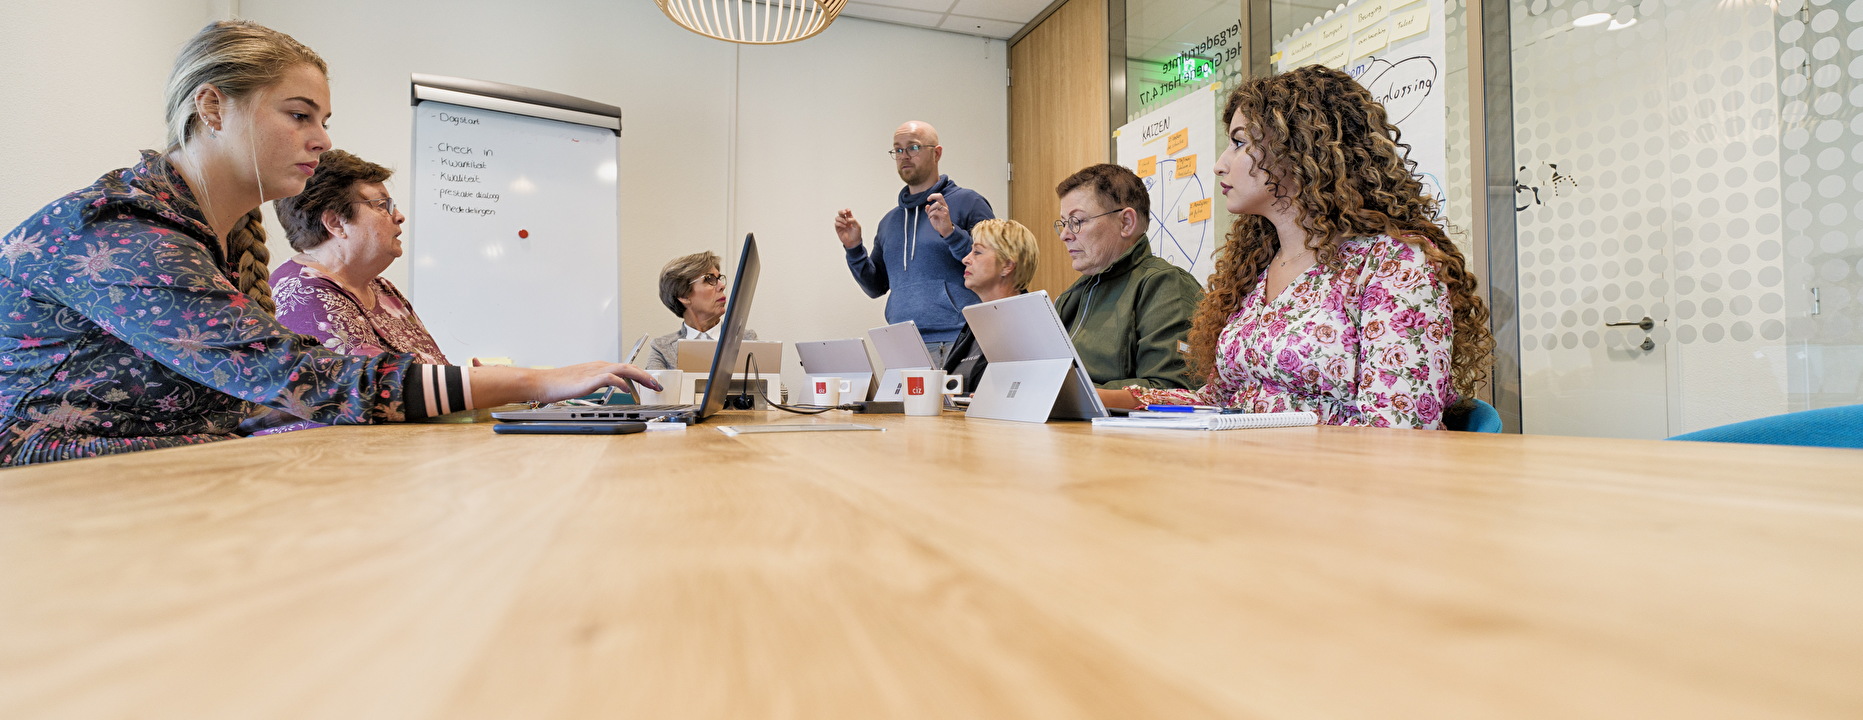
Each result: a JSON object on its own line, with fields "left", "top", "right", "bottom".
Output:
{"left": 0, "top": 152, "right": 423, "bottom": 466}
{"left": 1133, "top": 234, "right": 1457, "bottom": 429}
{"left": 272, "top": 259, "right": 449, "bottom": 364}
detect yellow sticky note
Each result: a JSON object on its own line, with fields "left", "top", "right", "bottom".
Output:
{"left": 1174, "top": 154, "right": 1197, "bottom": 178}
{"left": 1353, "top": 0, "right": 1390, "bottom": 31}
{"left": 1354, "top": 23, "right": 1390, "bottom": 56}
{"left": 1316, "top": 16, "right": 1349, "bottom": 48}
{"left": 1284, "top": 33, "right": 1317, "bottom": 63}
{"left": 1167, "top": 128, "right": 1190, "bottom": 156}
{"left": 1389, "top": 5, "right": 1429, "bottom": 42}
{"left": 1315, "top": 42, "right": 1349, "bottom": 69}
{"left": 1135, "top": 155, "right": 1157, "bottom": 178}
{"left": 1188, "top": 198, "right": 1212, "bottom": 223}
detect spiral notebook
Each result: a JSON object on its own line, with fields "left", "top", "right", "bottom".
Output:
{"left": 1090, "top": 411, "right": 1318, "bottom": 431}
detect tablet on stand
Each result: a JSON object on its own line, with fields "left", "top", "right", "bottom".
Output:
{"left": 961, "top": 291, "right": 1108, "bottom": 423}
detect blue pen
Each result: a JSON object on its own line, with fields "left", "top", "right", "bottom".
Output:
{"left": 1144, "top": 404, "right": 1221, "bottom": 413}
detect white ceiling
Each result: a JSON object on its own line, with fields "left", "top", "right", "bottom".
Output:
{"left": 836, "top": 0, "right": 1340, "bottom": 50}
{"left": 837, "top": 0, "right": 1055, "bottom": 39}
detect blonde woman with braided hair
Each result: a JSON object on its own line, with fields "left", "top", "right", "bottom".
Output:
{"left": 0, "top": 20, "right": 658, "bottom": 466}
{"left": 1108, "top": 65, "right": 1493, "bottom": 429}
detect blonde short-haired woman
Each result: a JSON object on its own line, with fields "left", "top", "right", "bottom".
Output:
{"left": 942, "top": 219, "right": 1040, "bottom": 392}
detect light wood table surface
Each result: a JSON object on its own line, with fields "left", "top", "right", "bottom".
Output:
{"left": 2, "top": 410, "right": 1861, "bottom": 719}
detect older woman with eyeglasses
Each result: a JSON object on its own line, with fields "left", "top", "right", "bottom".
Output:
{"left": 643, "top": 250, "right": 760, "bottom": 370}
{"left": 271, "top": 149, "right": 447, "bottom": 363}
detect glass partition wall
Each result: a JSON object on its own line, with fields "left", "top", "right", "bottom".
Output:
{"left": 1201, "top": 0, "right": 1860, "bottom": 438}
{"left": 1507, "top": 0, "right": 1857, "bottom": 438}
{"left": 1122, "top": 0, "right": 1251, "bottom": 280}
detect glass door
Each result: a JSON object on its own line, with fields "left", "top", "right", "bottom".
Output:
{"left": 1508, "top": 0, "right": 1790, "bottom": 438}
{"left": 1773, "top": 0, "right": 1863, "bottom": 412}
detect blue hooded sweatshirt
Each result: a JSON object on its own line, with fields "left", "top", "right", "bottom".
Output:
{"left": 844, "top": 174, "right": 994, "bottom": 343}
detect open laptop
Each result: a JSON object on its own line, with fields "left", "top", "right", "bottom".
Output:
{"left": 493, "top": 234, "right": 762, "bottom": 424}
{"left": 795, "top": 337, "right": 877, "bottom": 401}
{"left": 961, "top": 290, "right": 1108, "bottom": 423}
{"left": 868, "top": 321, "right": 937, "bottom": 401}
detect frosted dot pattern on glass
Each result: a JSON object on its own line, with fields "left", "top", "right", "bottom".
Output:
{"left": 1776, "top": 0, "right": 1863, "bottom": 367}
{"left": 1444, "top": 0, "right": 1475, "bottom": 260}
{"left": 1511, "top": 0, "right": 1784, "bottom": 356}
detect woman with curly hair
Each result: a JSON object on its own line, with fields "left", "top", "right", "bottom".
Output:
{"left": 1104, "top": 65, "right": 1493, "bottom": 429}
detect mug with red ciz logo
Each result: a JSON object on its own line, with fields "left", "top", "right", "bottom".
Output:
{"left": 900, "top": 370, "right": 963, "bottom": 416}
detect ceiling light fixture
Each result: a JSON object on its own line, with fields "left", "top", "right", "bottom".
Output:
{"left": 655, "top": 0, "right": 847, "bottom": 45}
{"left": 1608, "top": 18, "right": 1638, "bottom": 30}
{"left": 1573, "top": 12, "right": 1612, "bottom": 27}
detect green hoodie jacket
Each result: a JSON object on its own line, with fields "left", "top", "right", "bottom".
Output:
{"left": 1055, "top": 235, "right": 1203, "bottom": 390}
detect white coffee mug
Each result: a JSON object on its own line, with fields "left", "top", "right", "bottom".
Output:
{"left": 811, "top": 376, "right": 852, "bottom": 406}
{"left": 638, "top": 369, "right": 683, "bottom": 405}
{"left": 900, "top": 370, "right": 963, "bottom": 416}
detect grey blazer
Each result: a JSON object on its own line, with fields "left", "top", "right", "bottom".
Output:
{"left": 642, "top": 325, "right": 760, "bottom": 370}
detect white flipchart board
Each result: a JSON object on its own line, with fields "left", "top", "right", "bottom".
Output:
{"left": 1275, "top": 0, "right": 1448, "bottom": 212}
{"left": 409, "top": 75, "right": 622, "bottom": 367}
{"left": 1114, "top": 83, "right": 1220, "bottom": 287}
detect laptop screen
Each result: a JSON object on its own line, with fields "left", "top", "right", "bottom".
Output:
{"left": 695, "top": 234, "right": 761, "bottom": 419}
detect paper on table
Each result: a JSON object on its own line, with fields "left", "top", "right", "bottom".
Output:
{"left": 716, "top": 423, "right": 884, "bottom": 436}
{"left": 1091, "top": 411, "right": 1318, "bottom": 431}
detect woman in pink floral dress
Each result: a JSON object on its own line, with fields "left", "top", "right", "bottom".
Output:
{"left": 1107, "top": 66, "right": 1493, "bottom": 429}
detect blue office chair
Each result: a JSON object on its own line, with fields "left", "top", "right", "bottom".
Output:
{"left": 1444, "top": 398, "right": 1504, "bottom": 433}
{"left": 1666, "top": 404, "right": 1863, "bottom": 449}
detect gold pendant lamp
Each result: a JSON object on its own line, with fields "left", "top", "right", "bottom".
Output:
{"left": 655, "top": 0, "right": 848, "bottom": 44}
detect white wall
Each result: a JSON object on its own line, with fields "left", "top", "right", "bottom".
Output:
{"left": 733, "top": 24, "right": 1010, "bottom": 384}
{"left": 242, "top": 0, "right": 1009, "bottom": 395}
{"left": 0, "top": 0, "right": 226, "bottom": 228}
{"left": 2, "top": 0, "right": 1009, "bottom": 398}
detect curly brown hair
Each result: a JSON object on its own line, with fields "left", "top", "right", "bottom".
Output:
{"left": 1190, "top": 65, "right": 1493, "bottom": 402}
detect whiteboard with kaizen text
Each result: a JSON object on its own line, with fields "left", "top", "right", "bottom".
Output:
{"left": 410, "top": 97, "right": 620, "bottom": 368}
{"left": 1115, "top": 83, "right": 1220, "bottom": 287}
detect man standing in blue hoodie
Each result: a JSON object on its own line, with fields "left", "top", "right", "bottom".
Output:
{"left": 836, "top": 121, "right": 995, "bottom": 365}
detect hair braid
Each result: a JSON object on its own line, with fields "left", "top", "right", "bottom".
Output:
{"left": 226, "top": 208, "right": 276, "bottom": 314}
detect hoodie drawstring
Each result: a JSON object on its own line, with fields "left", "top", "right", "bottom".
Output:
{"left": 902, "top": 205, "right": 918, "bottom": 272}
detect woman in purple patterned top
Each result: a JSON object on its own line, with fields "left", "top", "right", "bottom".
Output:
{"left": 0, "top": 21, "right": 657, "bottom": 466}
{"left": 1105, "top": 66, "right": 1493, "bottom": 429}
{"left": 272, "top": 150, "right": 448, "bottom": 364}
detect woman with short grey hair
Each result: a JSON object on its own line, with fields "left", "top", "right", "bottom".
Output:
{"left": 643, "top": 250, "right": 760, "bottom": 370}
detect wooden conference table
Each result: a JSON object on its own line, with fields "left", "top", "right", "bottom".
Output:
{"left": 1, "top": 409, "right": 1860, "bottom": 719}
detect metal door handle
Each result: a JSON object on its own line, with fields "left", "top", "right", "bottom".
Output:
{"left": 1606, "top": 316, "right": 1655, "bottom": 332}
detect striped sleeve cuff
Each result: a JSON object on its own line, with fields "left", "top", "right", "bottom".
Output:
{"left": 404, "top": 364, "right": 474, "bottom": 420}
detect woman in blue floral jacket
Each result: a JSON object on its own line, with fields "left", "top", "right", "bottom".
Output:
{"left": 0, "top": 21, "right": 655, "bottom": 466}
